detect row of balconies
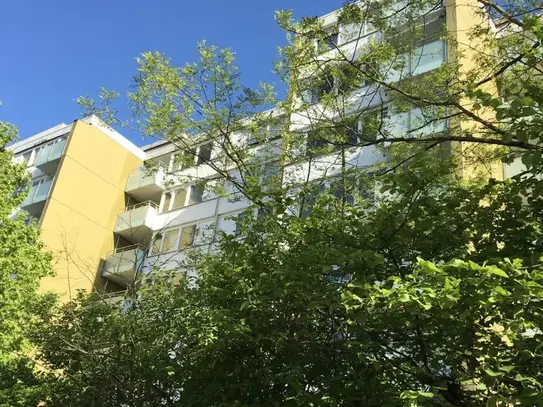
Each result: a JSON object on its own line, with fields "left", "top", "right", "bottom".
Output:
{"left": 103, "top": 166, "right": 165, "bottom": 287}
{"left": 103, "top": 161, "right": 249, "bottom": 287}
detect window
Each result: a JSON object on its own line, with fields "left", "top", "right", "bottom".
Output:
{"left": 152, "top": 233, "right": 163, "bottom": 255}
{"left": 153, "top": 153, "right": 172, "bottom": 169}
{"left": 34, "top": 136, "right": 67, "bottom": 166}
{"left": 330, "top": 181, "right": 355, "bottom": 205}
{"left": 188, "top": 183, "right": 205, "bottom": 205}
{"left": 305, "top": 120, "right": 359, "bottom": 157}
{"left": 22, "top": 152, "right": 32, "bottom": 166}
{"left": 261, "top": 162, "right": 280, "bottom": 186}
{"left": 301, "top": 184, "right": 326, "bottom": 217}
{"left": 197, "top": 143, "right": 213, "bottom": 165}
{"left": 309, "top": 69, "right": 335, "bottom": 104}
{"left": 359, "top": 107, "right": 389, "bottom": 142}
{"left": 387, "top": 40, "right": 445, "bottom": 82}
{"left": 340, "top": 22, "right": 364, "bottom": 44}
{"left": 235, "top": 213, "right": 245, "bottom": 237}
{"left": 308, "top": 60, "right": 377, "bottom": 104}
{"left": 49, "top": 137, "right": 67, "bottom": 160}
{"left": 162, "top": 229, "right": 179, "bottom": 253}
{"left": 150, "top": 223, "right": 200, "bottom": 255}
{"left": 306, "top": 131, "right": 329, "bottom": 158}
{"left": 267, "top": 119, "right": 285, "bottom": 140}
{"left": 35, "top": 144, "right": 52, "bottom": 166}
{"left": 161, "top": 188, "right": 188, "bottom": 212}
{"left": 343, "top": 119, "right": 360, "bottom": 146}
{"left": 318, "top": 30, "right": 339, "bottom": 53}
{"left": 34, "top": 178, "right": 53, "bottom": 202}
{"left": 173, "top": 149, "right": 196, "bottom": 171}
{"left": 410, "top": 40, "right": 445, "bottom": 76}
{"left": 179, "top": 225, "right": 196, "bottom": 249}
{"left": 385, "top": 106, "right": 446, "bottom": 138}
{"left": 162, "top": 192, "right": 172, "bottom": 213}
{"left": 171, "top": 188, "right": 187, "bottom": 210}
{"left": 194, "top": 219, "right": 215, "bottom": 245}
{"left": 22, "top": 177, "right": 53, "bottom": 206}
{"left": 340, "top": 19, "right": 375, "bottom": 44}
{"left": 216, "top": 214, "right": 238, "bottom": 238}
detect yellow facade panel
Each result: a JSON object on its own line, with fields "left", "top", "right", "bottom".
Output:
{"left": 39, "top": 120, "right": 143, "bottom": 301}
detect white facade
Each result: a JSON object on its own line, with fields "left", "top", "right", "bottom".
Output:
{"left": 104, "top": 2, "right": 453, "bottom": 286}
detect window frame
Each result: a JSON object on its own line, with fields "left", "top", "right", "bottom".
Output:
{"left": 150, "top": 222, "right": 201, "bottom": 256}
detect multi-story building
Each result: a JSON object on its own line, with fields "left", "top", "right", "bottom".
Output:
{"left": 10, "top": 0, "right": 508, "bottom": 300}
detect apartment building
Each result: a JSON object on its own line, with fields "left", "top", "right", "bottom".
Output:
{"left": 11, "top": 0, "right": 507, "bottom": 300}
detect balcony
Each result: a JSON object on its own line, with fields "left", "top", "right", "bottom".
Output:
{"left": 102, "top": 245, "right": 145, "bottom": 287}
{"left": 20, "top": 177, "right": 53, "bottom": 217}
{"left": 125, "top": 165, "right": 166, "bottom": 203}
{"left": 114, "top": 201, "right": 158, "bottom": 244}
{"left": 34, "top": 136, "right": 67, "bottom": 174}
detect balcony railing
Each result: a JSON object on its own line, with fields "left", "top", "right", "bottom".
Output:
{"left": 125, "top": 164, "right": 166, "bottom": 202}
{"left": 35, "top": 136, "right": 67, "bottom": 173}
{"left": 102, "top": 245, "right": 145, "bottom": 287}
{"left": 114, "top": 201, "right": 158, "bottom": 244}
{"left": 20, "top": 177, "right": 53, "bottom": 216}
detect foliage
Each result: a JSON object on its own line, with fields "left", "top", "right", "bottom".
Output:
{"left": 0, "top": 122, "right": 54, "bottom": 406}
{"left": 34, "top": 155, "right": 543, "bottom": 406}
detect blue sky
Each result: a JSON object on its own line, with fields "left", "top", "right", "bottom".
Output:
{"left": 0, "top": 1, "right": 342, "bottom": 145}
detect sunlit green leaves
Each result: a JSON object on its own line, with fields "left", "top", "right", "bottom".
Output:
{"left": 0, "top": 122, "right": 55, "bottom": 406}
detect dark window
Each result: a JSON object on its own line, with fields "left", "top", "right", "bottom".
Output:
{"left": 301, "top": 184, "right": 326, "bottom": 217}
{"left": 358, "top": 173, "right": 376, "bottom": 203}
{"left": 306, "top": 131, "right": 329, "bottom": 158}
{"left": 337, "top": 64, "right": 362, "bottom": 94}
{"left": 197, "top": 143, "right": 213, "bottom": 165}
{"left": 330, "top": 182, "right": 355, "bottom": 205}
{"left": 344, "top": 119, "right": 359, "bottom": 146}
{"left": 189, "top": 183, "right": 206, "bottom": 205}
{"left": 309, "top": 70, "right": 335, "bottom": 104}
{"left": 257, "top": 203, "right": 274, "bottom": 220}
{"left": 318, "top": 31, "right": 339, "bottom": 53}
{"left": 173, "top": 149, "right": 197, "bottom": 171}
{"left": 235, "top": 213, "right": 245, "bottom": 237}
{"left": 359, "top": 107, "right": 388, "bottom": 142}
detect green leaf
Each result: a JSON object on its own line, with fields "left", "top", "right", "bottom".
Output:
{"left": 484, "top": 368, "right": 503, "bottom": 377}
{"left": 494, "top": 286, "right": 509, "bottom": 296}
{"left": 486, "top": 267, "right": 509, "bottom": 278}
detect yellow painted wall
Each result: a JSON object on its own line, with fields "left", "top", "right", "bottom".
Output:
{"left": 446, "top": 0, "right": 504, "bottom": 180}
{"left": 39, "top": 120, "right": 142, "bottom": 301}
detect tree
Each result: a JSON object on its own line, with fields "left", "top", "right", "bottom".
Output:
{"left": 34, "top": 153, "right": 543, "bottom": 406}
{"left": 35, "top": 0, "right": 543, "bottom": 405}
{"left": 0, "top": 121, "right": 55, "bottom": 406}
